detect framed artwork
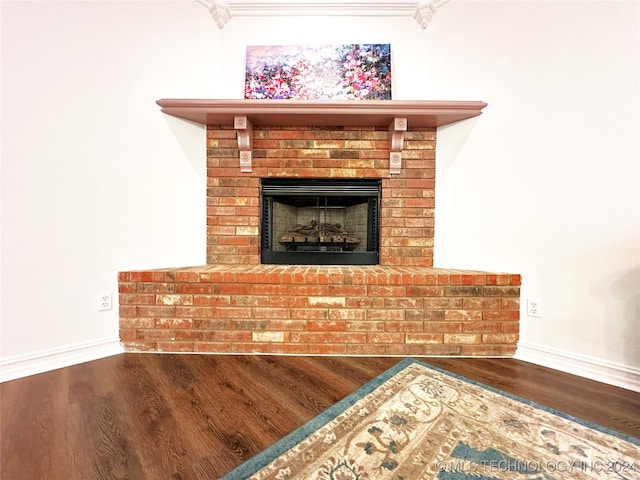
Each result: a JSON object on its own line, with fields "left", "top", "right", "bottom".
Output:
{"left": 244, "top": 44, "right": 392, "bottom": 100}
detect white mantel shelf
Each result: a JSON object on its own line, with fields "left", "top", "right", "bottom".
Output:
{"left": 157, "top": 98, "right": 487, "bottom": 173}
{"left": 156, "top": 99, "right": 488, "bottom": 128}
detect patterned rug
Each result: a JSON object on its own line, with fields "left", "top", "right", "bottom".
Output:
{"left": 222, "top": 359, "right": 639, "bottom": 479}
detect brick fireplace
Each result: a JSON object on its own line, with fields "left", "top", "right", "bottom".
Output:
{"left": 118, "top": 100, "right": 521, "bottom": 356}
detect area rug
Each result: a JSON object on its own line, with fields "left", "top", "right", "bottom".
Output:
{"left": 222, "top": 358, "right": 639, "bottom": 479}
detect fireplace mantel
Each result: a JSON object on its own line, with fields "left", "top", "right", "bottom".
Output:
{"left": 157, "top": 99, "right": 487, "bottom": 173}
{"left": 156, "top": 99, "right": 487, "bottom": 128}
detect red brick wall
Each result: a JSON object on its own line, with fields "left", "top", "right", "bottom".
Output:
{"left": 206, "top": 125, "right": 436, "bottom": 266}
{"left": 118, "top": 124, "right": 521, "bottom": 356}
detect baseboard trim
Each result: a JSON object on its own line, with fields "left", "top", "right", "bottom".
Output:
{"left": 0, "top": 337, "right": 123, "bottom": 383}
{"left": 3, "top": 339, "right": 637, "bottom": 392}
{"left": 515, "top": 342, "right": 640, "bottom": 393}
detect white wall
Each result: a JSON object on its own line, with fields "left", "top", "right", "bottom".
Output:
{"left": 1, "top": 1, "right": 638, "bottom": 386}
{"left": 1, "top": 1, "right": 214, "bottom": 376}
{"left": 428, "top": 1, "right": 639, "bottom": 387}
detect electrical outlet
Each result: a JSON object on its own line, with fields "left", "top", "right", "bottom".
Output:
{"left": 98, "top": 292, "right": 112, "bottom": 311}
{"left": 527, "top": 298, "right": 542, "bottom": 318}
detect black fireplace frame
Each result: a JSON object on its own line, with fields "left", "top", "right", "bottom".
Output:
{"left": 260, "top": 178, "right": 381, "bottom": 265}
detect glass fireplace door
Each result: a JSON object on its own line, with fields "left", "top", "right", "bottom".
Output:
{"left": 261, "top": 179, "right": 380, "bottom": 265}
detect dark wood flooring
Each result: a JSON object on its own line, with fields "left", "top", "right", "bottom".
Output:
{"left": 1, "top": 354, "right": 639, "bottom": 479}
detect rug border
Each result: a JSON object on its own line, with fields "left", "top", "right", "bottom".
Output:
{"left": 220, "top": 357, "right": 639, "bottom": 479}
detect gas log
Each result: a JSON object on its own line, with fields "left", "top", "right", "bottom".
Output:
{"left": 279, "top": 220, "right": 361, "bottom": 245}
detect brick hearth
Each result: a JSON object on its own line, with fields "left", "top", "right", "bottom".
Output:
{"left": 119, "top": 109, "right": 520, "bottom": 356}
{"left": 119, "top": 265, "right": 520, "bottom": 355}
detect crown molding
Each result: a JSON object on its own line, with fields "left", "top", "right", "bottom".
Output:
{"left": 196, "top": 0, "right": 450, "bottom": 29}
{"left": 414, "top": 0, "right": 450, "bottom": 29}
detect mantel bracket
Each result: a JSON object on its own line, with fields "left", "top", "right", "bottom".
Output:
{"left": 234, "top": 116, "right": 253, "bottom": 172}
{"left": 389, "top": 117, "right": 407, "bottom": 175}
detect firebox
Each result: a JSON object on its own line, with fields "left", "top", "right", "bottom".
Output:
{"left": 261, "top": 178, "right": 381, "bottom": 265}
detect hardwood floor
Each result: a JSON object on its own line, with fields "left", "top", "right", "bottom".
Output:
{"left": 2, "top": 354, "right": 639, "bottom": 479}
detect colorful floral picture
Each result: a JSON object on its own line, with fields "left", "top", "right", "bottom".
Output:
{"left": 244, "top": 44, "right": 392, "bottom": 100}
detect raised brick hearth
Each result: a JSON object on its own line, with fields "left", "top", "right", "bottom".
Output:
{"left": 119, "top": 265, "right": 520, "bottom": 355}
{"left": 119, "top": 101, "right": 521, "bottom": 356}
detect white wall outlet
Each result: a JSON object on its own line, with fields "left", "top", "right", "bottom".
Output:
{"left": 98, "top": 292, "right": 113, "bottom": 311}
{"left": 527, "top": 298, "right": 542, "bottom": 318}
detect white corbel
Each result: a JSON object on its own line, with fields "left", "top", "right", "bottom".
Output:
{"left": 234, "top": 116, "right": 253, "bottom": 172}
{"left": 389, "top": 117, "right": 407, "bottom": 175}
